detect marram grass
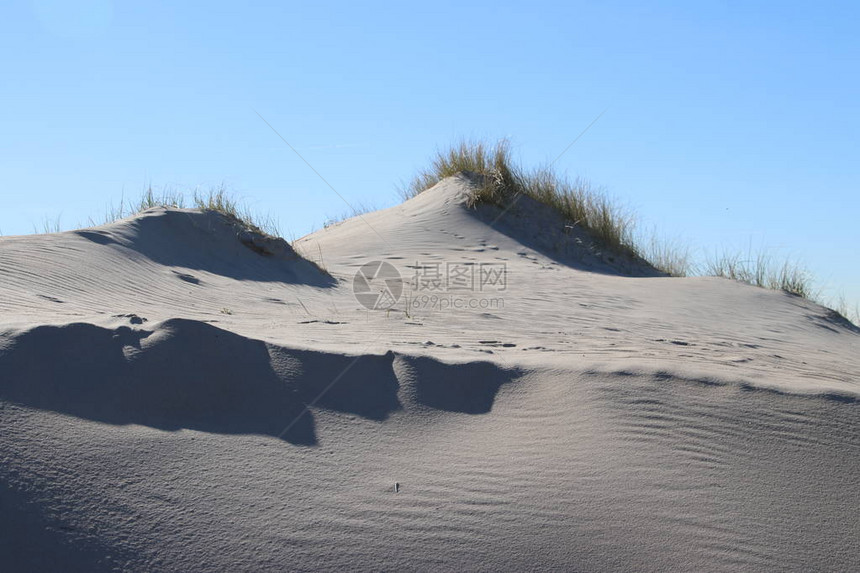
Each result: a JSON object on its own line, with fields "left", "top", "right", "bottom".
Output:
{"left": 401, "top": 139, "right": 824, "bottom": 304}
{"left": 400, "top": 139, "right": 639, "bottom": 259}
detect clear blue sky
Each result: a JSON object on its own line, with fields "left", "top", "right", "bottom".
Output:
{"left": 2, "top": 0, "right": 858, "bottom": 309}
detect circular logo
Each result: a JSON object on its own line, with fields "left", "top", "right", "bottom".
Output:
{"left": 353, "top": 261, "right": 403, "bottom": 310}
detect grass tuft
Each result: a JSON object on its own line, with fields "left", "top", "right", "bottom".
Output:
{"left": 640, "top": 234, "right": 693, "bottom": 277}
{"left": 399, "top": 140, "right": 515, "bottom": 201}
{"left": 401, "top": 139, "right": 639, "bottom": 258}
{"left": 35, "top": 214, "right": 63, "bottom": 234}
{"left": 191, "top": 184, "right": 280, "bottom": 237}
{"left": 400, "top": 139, "right": 849, "bottom": 312}
{"left": 831, "top": 296, "right": 860, "bottom": 328}
{"left": 94, "top": 185, "right": 186, "bottom": 226}
{"left": 704, "top": 251, "right": 813, "bottom": 298}
{"left": 93, "top": 183, "right": 280, "bottom": 237}
{"left": 323, "top": 201, "right": 380, "bottom": 228}
{"left": 138, "top": 186, "right": 186, "bottom": 211}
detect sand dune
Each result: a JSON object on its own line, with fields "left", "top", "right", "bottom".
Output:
{"left": 1, "top": 176, "right": 858, "bottom": 571}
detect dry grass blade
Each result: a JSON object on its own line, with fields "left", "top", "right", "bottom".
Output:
{"left": 402, "top": 139, "right": 638, "bottom": 259}
{"left": 705, "top": 250, "right": 813, "bottom": 298}
{"left": 400, "top": 138, "right": 841, "bottom": 309}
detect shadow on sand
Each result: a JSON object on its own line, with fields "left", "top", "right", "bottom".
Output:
{"left": 74, "top": 208, "right": 335, "bottom": 286}
{"left": 0, "top": 319, "right": 520, "bottom": 446}
{"left": 471, "top": 194, "right": 663, "bottom": 278}
{"left": 395, "top": 355, "right": 522, "bottom": 414}
{"left": 0, "top": 320, "right": 401, "bottom": 446}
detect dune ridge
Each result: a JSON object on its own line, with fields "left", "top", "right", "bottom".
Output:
{"left": 1, "top": 176, "right": 858, "bottom": 571}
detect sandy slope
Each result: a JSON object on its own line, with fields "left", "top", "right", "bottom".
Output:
{"left": 1, "top": 176, "right": 858, "bottom": 572}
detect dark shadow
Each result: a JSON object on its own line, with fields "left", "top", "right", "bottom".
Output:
{"left": 0, "top": 482, "right": 129, "bottom": 573}
{"left": 173, "top": 271, "right": 201, "bottom": 285}
{"left": 397, "top": 355, "right": 522, "bottom": 414}
{"left": 817, "top": 309, "right": 860, "bottom": 335}
{"left": 75, "top": 209, "right": 335, "bottom": 286}
{"left": 0, "top": 320, "right": 408, "bottom": 444}
{"left": 469, "top": 194, "right": 663, "bottom": 278}
{"left": 738, "top": 382, "right": 859, "bottom": 404}
{"left": 74, "top": 229, "right": 117, "bottom": 245}
{"left": 286, "top": 349, "right": 401, "bottom": 421}
{"left": 0, "top": 320, "right": 316, "bottom": 445}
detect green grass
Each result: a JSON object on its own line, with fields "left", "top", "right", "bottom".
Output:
{"left": 138, "top": 186, "right": 186, "bottom": 211}
{"left": 95, "top": 186, "right": 186, "bottom": 226}
{"left": 640, "top": 234, "right": 693, "bottom": 278}
{"left": 87, "top": 184, "right": 280, "bottom": 237}
{"left": 24, "top": 184, "right": 331, "bottom": 285}
{"left": 26, "top": 182, "right": 280, "bottom": 240}
{"left": 323, "top": 201, "right": 380, "bottom": 228}
{"left": 400, "top": 139, "right": 857, "bottom": 324}
{"left": 832, "top": 296, "right": 860, "bottom": 328}
{"left": 399, "top": 140, "right": 512, "bottom": 202}
{"left": 190, "top": 185, "right": 280, "bottom": 236}
{"left": 704, "top": 251, "right": 813, "bottom": 298}
{"left": 35, "top": 214, "right": 63, "bottom": 234}
{"left": 400, "top": 139, "right": 639, "bottom": 259}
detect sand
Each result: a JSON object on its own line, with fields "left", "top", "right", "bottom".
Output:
{"left": 1, "top": 176, "right": 858, "bottom": 571}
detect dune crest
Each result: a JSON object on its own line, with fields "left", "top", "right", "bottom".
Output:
{"left": 1, "top": 176, "right": 858, "bottom": 571}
